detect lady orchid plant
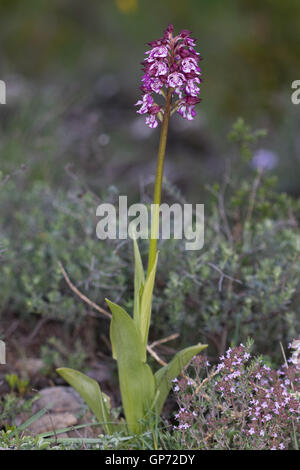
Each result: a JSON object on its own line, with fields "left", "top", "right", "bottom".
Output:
{"left": 57, "top": 24, "right": 206, "bottom": 436}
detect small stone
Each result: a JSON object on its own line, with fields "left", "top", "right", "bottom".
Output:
{"left": 32, "top": 386, "right": 83, "bottom": 414}
{"left": 26, "top": 412, "right": 77, "bottom": 435}
{"left": 15, "top": 358, "right": 44, "bottom": 377}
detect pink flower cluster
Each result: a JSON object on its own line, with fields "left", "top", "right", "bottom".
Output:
{"left": 173, "top": 341, "right": 300, "bottom": 450}
{"left": 135, "top": 24, "right": 202, "bottom": 128}
{"left": 214, "top": 345, "right": 300, "bottom": 449}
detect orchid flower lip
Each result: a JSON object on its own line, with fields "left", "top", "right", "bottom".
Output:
{"left": 135, "top": 24, "right": 202, "bottom": 128}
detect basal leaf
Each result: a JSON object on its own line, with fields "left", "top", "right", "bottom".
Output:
{"left": 57, "top": 367, "right": 113, "bottom": 435}
{"left": 154, "top": 343, "right": 207, "bottom": 415}
{"left": 106, "top": 298, "right": 155, "bottom": 434}
{"left": 105, "top": 300, "right": 144, "bottom": 361}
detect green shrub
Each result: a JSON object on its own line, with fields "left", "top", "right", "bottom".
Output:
{"left": 0, "top": 181, "right": 127, "bottom": 327}
{"left": 40, "top": 336, "right": 87, "bottom": 376}
{"left": 1, "top": 120, "right": 299, "bottom": 360}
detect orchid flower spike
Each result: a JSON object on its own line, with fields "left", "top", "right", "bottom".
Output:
{"left": 135, "top": 24, "right": 203, "bottom": 128}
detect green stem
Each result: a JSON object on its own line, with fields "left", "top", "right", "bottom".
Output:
{"left": 147, "top": 88, "right": 173, "bottom": 277}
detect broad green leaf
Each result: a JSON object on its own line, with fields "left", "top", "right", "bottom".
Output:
{"left": 57, "top": 367, "right": 113, "bottom": 435}
{"left": 106, "top": 298, "right": 155, "bottom": 434}
{"left": 105, "top": 300, "right": 144, "bottom": 361}
{"left": 139, "top": 252, "right": 158, "bottom": 348}
{"left": 133, "top": 237, "right": 145, "bottom": 327}
{"left": 154, "top": 344, "right": 207, "bottom": 415}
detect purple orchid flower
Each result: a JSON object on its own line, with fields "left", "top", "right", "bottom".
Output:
{"left": 135, "top": 24, "right": 202, "bottom": 128}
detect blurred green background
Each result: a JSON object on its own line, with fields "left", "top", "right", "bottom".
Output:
{"left": 1, "top": 0, "right": 299, "bottom": 199}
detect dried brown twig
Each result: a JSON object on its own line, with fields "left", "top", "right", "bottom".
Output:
{"left": 58, "top": 261, "right": 111, "bottom": 319}
{"left": 150, "top": 333, "right": 179, "bottom": 349}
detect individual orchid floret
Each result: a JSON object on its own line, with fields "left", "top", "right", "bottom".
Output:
{"left": 145, "top": 115, "right": 159, "bottom": 129}
{"left": 135, "top": 94, "right": 154, "bottom": 115}
{"left": 185, "top": 77, "right": 201, "bottom": 97}
{"left": 167, "top": 72, "right": 185, "bottom": 89}
{"left": 135, "top": 24, "right": 202, "bottom": 128}
{"left": 145, "top": 45, "right": 169, "bottom": 61}
{"left": 178, "top": 96, "right": 201, "bottom": 120}
{"left": 181, "top": 57, "right": 201, "bottom": 74}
